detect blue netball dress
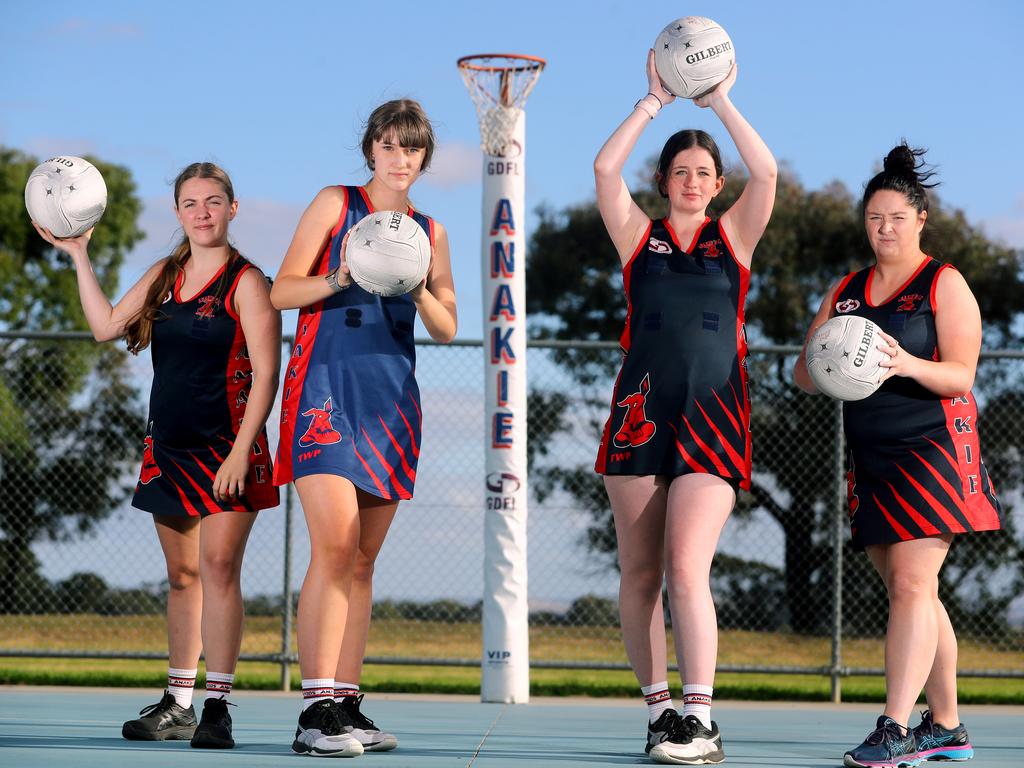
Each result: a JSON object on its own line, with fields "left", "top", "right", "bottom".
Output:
{"left": 132, "top": 256, "right": 279, "bottom": 516}
{"left": 275, "top": 186, "right": 433, "bottom": 500}
{"left": 595, "top": 217, "right": 752, "bottom": 490}
{"left": 833, "top": 257, "right": 1003, "bottom": 549}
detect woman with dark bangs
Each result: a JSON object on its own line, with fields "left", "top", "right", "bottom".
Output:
{"left": 271, "top": 99, "right": 457, "bottom": 757}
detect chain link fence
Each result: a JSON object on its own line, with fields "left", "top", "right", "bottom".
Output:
{"left": 1, "top": 332, "right": 1021, "bottom": 694}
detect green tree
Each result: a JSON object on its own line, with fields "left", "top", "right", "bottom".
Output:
{"left": 0, "top": 147, "right": 146, "bottom": 614}
{"left": 526, "top": 162, "right": 1024, "bottom": 635}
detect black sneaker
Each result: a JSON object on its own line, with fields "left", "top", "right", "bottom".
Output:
{"left": 291, "top": 699, "right": 363, "bottom": 757}
{"left": 646, "top": 710, "right": 724, "bottom": 765}
{"left": 338, "top": 694, "right": 398, "bottom": 751}
{"left": 190, "top": 697, "right": 235, "bottom": 749}
{"left": 843, "top": 715, "right": 919, "bottom": 768}
{"left": 912, "top": 710, "right": 974, "bottom": 762}
{"left": 121, "top": 691, "right": 197, "bottom": 741}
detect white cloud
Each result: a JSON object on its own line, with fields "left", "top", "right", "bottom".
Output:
{"left": 422, "top": 140, "right": 483, "bottom": 189}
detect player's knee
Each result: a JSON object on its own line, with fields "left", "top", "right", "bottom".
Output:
{"left": 887, "top": 569, "right": 938, "bottom": 603}
{"left": 200, "top": 550, "right": 242, "bottom": 587}
{"left": 310, "top": 539, "right": 358, "bottom": 578}
{"left": 664, "top": 560, "right": 710, "bottom": 596}
{"left": 166, "top": 561, "right": 200, "bottom": 591}
{"left": 352, "top": 550, "right": 377, "bottom": 584}
{"left": 619, "top": 561, "right": 663, "bottom": 598}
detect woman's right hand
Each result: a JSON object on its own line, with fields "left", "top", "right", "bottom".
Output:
{"left": 646, "top": 48, "right": 676, "bottom": 108}
{"left": 335, "top": 231, "right": 354, "bottom": 289}
{"left": 32, "top": 221, "right": 93, "bottom": 263}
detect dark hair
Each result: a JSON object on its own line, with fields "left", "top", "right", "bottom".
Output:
{"left": 361, "top": 99, "right": 436, "bottom": 172}
{"left": 862, "top": 141, "right": 939, "bottom": 214}
{"left": 124, "top": 162, "right": 240, "bottom": 354}
{"left": 654, "top": 129, "right": 723, "bottom": 198}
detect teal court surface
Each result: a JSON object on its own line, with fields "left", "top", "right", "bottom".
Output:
{"left": 1, "top": 687, "right": 1021, "bottom": 767}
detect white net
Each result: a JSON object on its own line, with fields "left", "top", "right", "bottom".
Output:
{"left": 458, "top": 55, "right": 544, "bottom": 157}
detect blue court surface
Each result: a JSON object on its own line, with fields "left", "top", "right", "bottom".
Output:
{"left": 1, "top": 687, "right": 1021, "bottom": 767}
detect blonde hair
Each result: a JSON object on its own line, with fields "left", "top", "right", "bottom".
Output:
{"left": 361, "top": 99, "right": 435, "bottom": 171}
{"left": 123, "top": 162, "right": 239, "bottom": 353}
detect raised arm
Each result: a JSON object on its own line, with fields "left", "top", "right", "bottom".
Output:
{"left": 704, "top": 66, "right": 778, "bottom": 267}
{"left": 270, "top": 186, "right": 347, "bottom": 310}
{"left": 594, "top": 50, "right": 674, "bottom": 263}
{"left": 411, "top": 222, "right": 457, "bottom": 343}
{"left": 33, "top": 223, "right": 165, "bottom": 342}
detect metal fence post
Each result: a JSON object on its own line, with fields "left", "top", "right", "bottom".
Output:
{"left": 830, "top": 399, "right": 845, "bottom": 703}
{"left": 279, "top": 480, "right": 295, "bottom": 691}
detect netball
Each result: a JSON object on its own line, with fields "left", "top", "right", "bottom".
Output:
{"left": 24, "top": 155, "right": 107, "bottom": 238}
{"left": 806, "top": 315, "right": 887, "bottom": 401}
{"left": 345, "top": 210, "right": 432, "bottom": 297}
{"left": 654, "top": 16, "right": 734, "bottom": 99}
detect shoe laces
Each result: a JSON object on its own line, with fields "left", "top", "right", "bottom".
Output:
{"left": 918, "top": 709, "right": 935, "bottom": 733}
{"left": 865, "top": 718, "right": 908, "bottom": 748}
{"left": 138, "top": 692, "right": 177, "bottom": 717}
{"left": 312, "top": 700, "right": 346, "bottom": 736}
{"left": 342, "top": 693, "right": 377, "bottom": 730}
{"left": 665, "top": 713, "right": 701, "bottom": 743}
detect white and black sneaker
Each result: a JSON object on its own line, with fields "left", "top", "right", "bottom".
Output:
{"left": 292, "top": 699, "right": 364, "bottom": 758}
{"left": 338, "top": 694, "right": 398, "bottom": 752}
{"left": 647, "top": 711, "right": 724, "bottom": 765}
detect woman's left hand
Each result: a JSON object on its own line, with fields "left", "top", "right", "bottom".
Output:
{"left": 877, "top": 330, "right": 921, "bottom": 382}
{"left": 213, "top": 448, "right": 250, "bottom": 503}
{"left": 693, "top": 63, "right": 736, "bottom": 109}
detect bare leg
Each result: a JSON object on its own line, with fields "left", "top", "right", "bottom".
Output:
{"left": 295, "top": 475, "right": 360, "bottom": 679}
{"left": 198, "top": 511, "right": 257, "bottom": 674}
{"left": 153, "top": 515, "right": 202, "bottom": 670}
{"left": 924, "top": 597, "right": 960, "bottom": 728}
{"left": 867, "top": 536, "right": 953, "bottom": 728}
{"left": 663, "top": 474, "right": 735, "bottom": 687}
{"left": 335, "top": 490, "right": 400, "bottom": 685}
{"left": 605, "top": 475, "right": 669, "bottom": 687}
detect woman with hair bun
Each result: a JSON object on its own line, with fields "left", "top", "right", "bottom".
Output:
{"left": 34, "top": 162, "right": 282, "bottom": 750}
{"left": 272, "top": 98, "right": 456, "bottom": 758}
{"left": 794, "top": 143, "right": 1003, "bottom": 768}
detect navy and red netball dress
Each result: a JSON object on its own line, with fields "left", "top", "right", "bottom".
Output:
{"left": 596, "top": 217, "right": 751, "bottom": 490}
{"left": 132, "top": 257, "right": 279, "bottom": 516}
{"left": 274, "top": 186, "right": 432, "bottom": 500}
{"left": 833, "top": 257, "right": 1003, "bottom": 549}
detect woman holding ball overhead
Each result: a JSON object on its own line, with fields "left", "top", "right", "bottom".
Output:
{"left": 593, "top": 48, "right": 776, "bottom": 764}
{"left": 33, "top": 162, "right": 281, "bottom": 750}
{"left": 271, "top": 98, "right": 456, "bottom": 757}
{"left": 794, "top": 143, "right": 1002, "bottom": 768}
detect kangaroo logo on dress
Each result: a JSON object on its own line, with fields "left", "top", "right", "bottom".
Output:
{"left": 698, "top": 239, "right": 722, "bottom": 258}
{"left": 835, "top": 299, "right": 861, "bottom": 313}
{"left": 140, "top": 436, "right": 162, "bottom": 484}
{"left": 647, "top": 237, "right": 672, "bottom": 254}
{"left": 897, "top": 293, "right": 923, "bottom": 312}
{"left": 196, "top": 296, "right": 221, "bottom": 319}
{"left": 613, "top": 373, "right": 657, "bottom": 448}
{"left": 299, "top": 397, "right": 342, "bottom": 446}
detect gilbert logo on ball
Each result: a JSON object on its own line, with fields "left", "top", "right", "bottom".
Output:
{"left": 25, "top": 156, "right": 108, "bottom": 238}
{"left": 654, "top": 16, "right": 735, "bottom": 99}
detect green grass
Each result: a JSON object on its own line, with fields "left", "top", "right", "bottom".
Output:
{"left": 2, "top": 615, "right": 1021, "bottom": 703}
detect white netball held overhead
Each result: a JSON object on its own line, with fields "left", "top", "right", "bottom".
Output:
{"left": 806, "top": 315, "right": 888, "bottom": 401}
{"left": 24, "top": 156, "right": 108, "bottom": 239}
{"left": 654, "top": 16, "right": 735, "bottom": 100}
{"left": 345, "top": 210, "right": 432, "bottom": 297}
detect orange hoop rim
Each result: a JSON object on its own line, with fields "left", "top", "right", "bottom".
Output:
{"left": 457, "top": 53, "right": 547, "bottom": 73}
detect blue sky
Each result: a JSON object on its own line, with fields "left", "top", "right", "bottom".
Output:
{"left": 3, "top": 0, "right": 1022, "bottom": 338}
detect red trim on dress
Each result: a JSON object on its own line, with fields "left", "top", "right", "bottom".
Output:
{"left": 662, "top": 216, "right": 710, "bottom": 253}
{"left": 930, "top": 262, "right": 953, "bottom": 315}
{"left": 224, "top": 263, "right": 252, "bottom": 322}
{"left": 864, "top": 256, "right": 933, "bottom": 308}
{"left": 174, "top": 262, "right": 227, "bottom": 304}
{"left": 831, "top": 272, "right": 858, "bottom": 311}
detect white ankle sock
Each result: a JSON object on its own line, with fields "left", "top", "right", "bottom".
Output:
{"left": 301, "top": 678, "right": 335, "bottom": 711}
{"left": 205, "top": 671, "right": 234, "bottom": 702}
{"left": 682, "top": 684, "right": 713, "bottom": 729}
{"left": 167, "top": 666, "right": 198, "bottom": 708}
{"left": 641, "top": 681, "right": 674, "bottom": 723}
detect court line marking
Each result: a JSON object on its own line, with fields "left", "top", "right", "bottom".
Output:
{"left": 467, "top": 704, "right": 507, "bottom": 766}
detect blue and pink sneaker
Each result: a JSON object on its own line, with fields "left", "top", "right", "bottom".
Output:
{"left": 912, "top": 710, "right": 974, "bottom": 762}
{"left": 843, "top": 715, "right": 920, "bottom": 768}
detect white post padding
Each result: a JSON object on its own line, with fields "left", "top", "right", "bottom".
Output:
{"left": 480, "top": 110, "right": 530, "bottom": 703}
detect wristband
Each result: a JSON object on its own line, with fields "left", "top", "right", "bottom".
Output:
{"left": 633, "top": 93, "right": 661, "bottom": 119}
{"left": 326, "top": 267, "right": 350, "bottom": 293}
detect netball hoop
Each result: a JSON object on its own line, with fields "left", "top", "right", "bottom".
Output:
{"left": 458, "top": 54, "right": 545, "bottom": 156}
{"left": 458, "top": 53, "right": 545, "bottom": 705}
